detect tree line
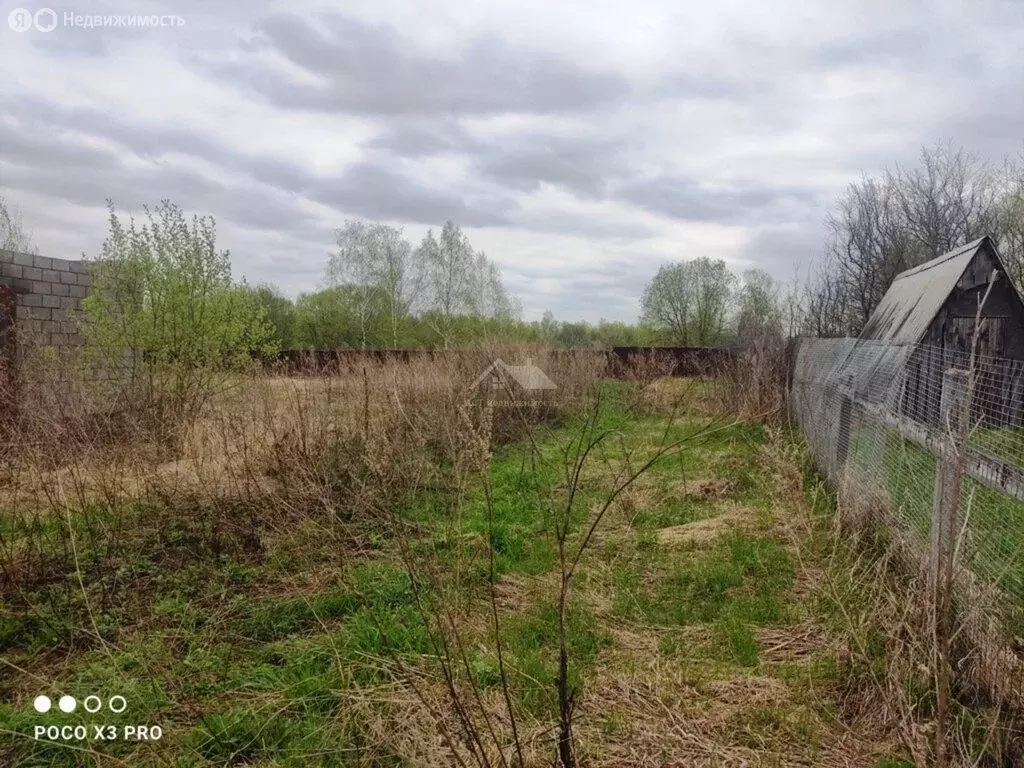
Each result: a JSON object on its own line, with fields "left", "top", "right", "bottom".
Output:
{"left": 5, "top": 139, "right": 1024, "bottom": 354}
{"left": 246, "top": 219, "right": 663, "bottom": 350}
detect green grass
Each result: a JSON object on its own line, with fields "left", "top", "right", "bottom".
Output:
{"left": 850, "top": 423, "right": 1024, "bottom": 616}
{"left": 611, "top": 532, "right": 794, "bottom": 628}
{"left": 0, "top": 379, "right": 897, "bottom": 764}
{"left": 972, "top": 425, "right": 1024, "bottom": 467}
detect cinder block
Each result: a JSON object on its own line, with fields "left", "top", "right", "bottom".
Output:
{"left": 51, "top": 258, "right": 71, "bottom": 272}
{"left": 76, "top": 273, "right": 91, "bottom": 287}
{"left": 50, "top": 283, "right": 69, "bottom": 297}
{"left": 69, "top": 285, "right": 86, "bottom": 298}
{"left": 31, "top": 281, "right": 51, "bottom": 295}
{"left": 32, "top": 255, "right": 53, "bottom": 271}
{"left": 11, "top": 278, "right": 33, "bottom": 293}
{"left": 42, "top": 269, "right": 61, "bottom": 283}
{"left": 49, "top": 332, "right": 68, "bottom": 347}
{"left": 59, "top": 297, "right": 77, "bottom": 310}
{"left": 42, "top": 295, "right": 61, "bottom": 309}
{"left": 69, "top": 261, "right": 86, "bottom": 274}
{"left": 1, "top": 263, "right": 22, "bottom": 279}
{"left": 26, "top": 306, "right": 51, "bottom": 321}
{"left": 61, "top": 321, "right": 79, "bottom": 335}
{"left": 13, "top": 253, "right": 34, "bottom": 267}
{"left": 21, "top": 294, "right": 42, "bottom": 307}
{"left": 59, "top": 271, "right": 77, "bottom": 284}
{"left": 24, "top": 267, "right": 42, "bottom": 281}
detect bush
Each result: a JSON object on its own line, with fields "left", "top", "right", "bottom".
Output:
{"left": 82, "top": 200, "right": 276, "bottom": 445}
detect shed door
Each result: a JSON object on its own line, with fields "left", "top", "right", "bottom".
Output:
{"left": 950, "top": 316, "right": 1005, "bottom": 358}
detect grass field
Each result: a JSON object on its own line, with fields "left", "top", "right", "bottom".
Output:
{"left": 849, "top": 421, "right": 1024, "bottom": 626}
{"left": 0, "top": 372, "right": 915, "bottom": 766}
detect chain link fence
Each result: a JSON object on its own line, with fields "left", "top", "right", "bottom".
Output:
{"left": 791, "top": 337, "right": 1024, "bottom": 633}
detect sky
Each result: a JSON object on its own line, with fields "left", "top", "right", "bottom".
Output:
{"left": 1, "top": 0, "right": 1023, "bottom": 322}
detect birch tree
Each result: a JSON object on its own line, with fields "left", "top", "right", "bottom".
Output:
{"left": 327, "top": 221, "right": 422, "bottom": 348}
{"left": 417, "top": 221, "right": 518, "bottom": 346}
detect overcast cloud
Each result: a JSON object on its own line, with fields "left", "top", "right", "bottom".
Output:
{"left": 2, "top": 0, "right": 1023, "bottom": 321}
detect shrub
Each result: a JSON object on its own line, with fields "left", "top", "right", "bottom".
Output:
{"left": 82, "top": 200, "right": 276, "bottom": 445}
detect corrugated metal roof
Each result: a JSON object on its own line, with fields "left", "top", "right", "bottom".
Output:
{"left": 858, "top": 236, "right": 990, "bottom": 343}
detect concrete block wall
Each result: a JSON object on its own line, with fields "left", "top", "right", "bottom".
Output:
{"left": 0, "top": 250, "right": 91, "bottom": 347}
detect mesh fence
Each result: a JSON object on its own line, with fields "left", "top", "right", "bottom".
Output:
{"left": 791, "top": 338, "right": 1024, "bottom": 626}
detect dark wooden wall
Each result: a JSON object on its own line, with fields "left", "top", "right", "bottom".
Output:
{"left": 902, "top": 250, "right": 1024, "bottom": 427}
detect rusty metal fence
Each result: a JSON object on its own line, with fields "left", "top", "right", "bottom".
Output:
{"left": 791, "top": 338, "right": 1024, "bottom": 626}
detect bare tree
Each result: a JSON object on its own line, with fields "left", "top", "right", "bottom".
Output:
{"left": 827, "top": 175, "right": 916, "bottom": 333}
{"left": 736, "top": 269, "right": 783, "bottom": 343}
{"left": 0, "top": 197, "right": 37, "bottom": 254}
{"left": 993, "top": 154, "right": 1024, "bottom": 291}
{"left": 807, "top": 143, "right": 1000, "bottom": 337}
{"left": 803, "top": 264, "right": 852, "bottom": 338}
{"left": 888, "top": 143, "right": 998, "bottom": 260}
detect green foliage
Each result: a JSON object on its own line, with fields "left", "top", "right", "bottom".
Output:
{"left": 641, "top": 257, "right": 737, "bottom": 345}
{"left": 284, "top": 289, "right": 656, "bottom": 350}
{"left": 249, "top": 283, "right": 296, "bottom": 347}
{"left": 82, "top": 200, "right": 276, "bottom": 433}
{"left": 292, "top": 285, "right": 388, "bottom": 349}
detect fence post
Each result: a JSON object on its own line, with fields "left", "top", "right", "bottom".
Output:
{"left": 835, "top": 382, "right": 853, "bottom": 480}
{"left": 931, "top": 367, "right": 968, "bottom": 590}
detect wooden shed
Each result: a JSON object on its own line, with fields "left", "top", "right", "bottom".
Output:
{"left": 859, "top": 236, "right": 1024, "bottom": 426}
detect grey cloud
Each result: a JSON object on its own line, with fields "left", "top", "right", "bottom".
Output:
{"left": 504, "top": 259, "right": 648, "bottom": 323}
{"left": 0, "top": 109, "right": 324, "bottom": 247}
{"left": 0, "top": 98, "right": 498, "bottom": 233}
{"left": 310, "top": 161, "right": 517, "bottom": 227}
{"left": 206, "top": 11, "right": 631, "bottom": 116}
{"left": 2, "top": 160, "right": 219, "bottom": 218}
{"left": 367, "top": 120, "right": 632, "bottom": 201}
{"left": 7, "top": 97, "right": 230, "bottom": 168}
{"left": 616, "top": 176, "right": 821, "bottom": 224}
{"left": 738, "top": 225, "right": 828, "bottom": 281}
{"left": 507, "top": 209, "right": 655, "bottom": 241}
{"left": 0, "top": 119, "right": 120, "bottom": 172}
{"left": 365, "top": 121, "right": 472, "bottom": 157}
{"left": 475, "top": 135, "right": 630, "bottom": 199}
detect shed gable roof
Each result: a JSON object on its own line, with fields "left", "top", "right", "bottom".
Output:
{"left": 858, "top": 236, "right": 992, "bottom": 344}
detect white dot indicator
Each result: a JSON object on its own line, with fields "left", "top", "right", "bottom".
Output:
{"left": 58, "top": 695, "right": 76, "bottom": 713}
{"left": 33, "top": 695, "right": 52, "bottom": 713}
